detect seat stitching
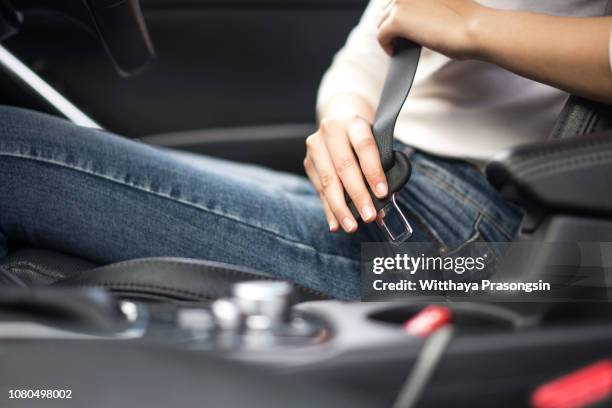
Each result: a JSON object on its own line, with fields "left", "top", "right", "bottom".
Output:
{"left": 507, "top": 137, "right": 612, "bottom": 166}
{"left": 67, "top": 281, "right": 216, "bottom": 300}
{"left": 6, "top": 261, "right": 65, "bottom": 280}
{"left": 69, "top": 259, "right": 332, "bottom": 298}
{"left": 517, "top": 151, "right": 612, "bottom": 179}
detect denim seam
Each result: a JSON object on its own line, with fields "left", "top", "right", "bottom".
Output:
{"left": 473, "top": 214, "right": 502, "bottom": 262}
{"left": 442, "top": 215, "right": 502, "bottom": 277}
{"left": 443, "top": 213, "right": 483, "bottom": 257}
{"left": 0, "top": 151, "right": 361, "bottom": 264}
{"left": 413, "top": 162, "right": 515, "bottom": 240}
{"left": 476, "top": 221, "right": 503, "bottom": 263}
{"left": 396, "top": 195, "right": 447, "bottom": 250}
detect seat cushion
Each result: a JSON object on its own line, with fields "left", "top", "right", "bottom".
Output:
{"left": 0, "top": 248, "right": 331, "bottom": 302}
{"left": 57, "top": 257, "right": 331, "bottom": 302}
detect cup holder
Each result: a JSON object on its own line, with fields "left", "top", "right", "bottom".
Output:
{"left": 369, "top": 304, "right": 519, "bottom": 333}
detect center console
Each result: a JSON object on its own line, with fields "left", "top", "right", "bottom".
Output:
{"left": 2, "top": 278, "right": 611, "bottom": 407}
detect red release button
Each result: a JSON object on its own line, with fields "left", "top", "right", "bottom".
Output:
{"left": 532, "top": 359, "right": 612, "bottom": 408}
{"left": 402, "top": 305, "right": 452, "bottom": 337}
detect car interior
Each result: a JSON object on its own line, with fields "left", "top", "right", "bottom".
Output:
{"left": 0, "top": 1, "right": 611, "bottom": 407}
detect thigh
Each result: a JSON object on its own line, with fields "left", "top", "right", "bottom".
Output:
{"left": 0, "top": 107, "right": 372, "bottom": 298}
{"left": 165, "top": 150, "right": 316, "bottom": 196}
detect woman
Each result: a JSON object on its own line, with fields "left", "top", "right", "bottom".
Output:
{"left": 1, "top": 0, "right": 611, "bottom": 299}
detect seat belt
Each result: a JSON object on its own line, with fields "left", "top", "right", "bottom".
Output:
{"left": 346, "top": 38, "right": 422, "bottom": 243}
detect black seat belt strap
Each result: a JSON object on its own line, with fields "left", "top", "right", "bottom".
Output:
{"left": 346, "top": 38, "right": 422, "bottom": 243}
{"left": 374, "top": 38, "right": 421, "bottom": 171}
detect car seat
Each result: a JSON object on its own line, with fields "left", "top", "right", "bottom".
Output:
{"left": 1, "top": 93, "right": 610, "bottom": 302}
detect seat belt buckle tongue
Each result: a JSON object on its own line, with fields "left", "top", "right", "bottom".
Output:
{"left": 346, "top": 150, "right": 413, "bottom": 243}
{"left": 374, "top": 150, "right": 413, "bottom": 244}
{"left": 376, "top": 192, "right": 413, "bottom": 244}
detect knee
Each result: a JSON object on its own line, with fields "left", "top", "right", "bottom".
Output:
{"left": 0, "top": 106, "right": 102, "bottom": 159}
{"left": 0, "top": 105, "right": 73, "bottom": 145}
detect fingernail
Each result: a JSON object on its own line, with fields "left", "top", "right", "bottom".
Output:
{"left": 329, "top": 219, "right": 338, "bottom": 231}
{"left": 362, "top": 205, "right": 375, "bottom": 221}
{"left": 376, "top": 182, "right": 388, "bottom": 197}
{"left": 342, "top": 217, "right": 356, "bottom": 232}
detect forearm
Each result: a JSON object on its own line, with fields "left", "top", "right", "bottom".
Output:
{"left": 318, "top": 93, "right": 375, "bottom": 123}
{"left": 471, "top": 9, "right": 612, "bottom": 104}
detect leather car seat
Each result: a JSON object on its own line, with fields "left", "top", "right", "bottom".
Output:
{"left": 0, "top": 248, "right": 330, "bottom": 302}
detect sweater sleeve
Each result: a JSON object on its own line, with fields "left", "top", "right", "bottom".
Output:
{"left": 316, "top": 0, "right": 391, "bottom": 114}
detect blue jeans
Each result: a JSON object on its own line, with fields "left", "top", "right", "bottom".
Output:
{"left": 0, "top": 107, "right": 524, "bottom": 299}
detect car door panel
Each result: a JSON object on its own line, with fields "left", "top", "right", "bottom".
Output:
{"left": 2, "top": 0, "right": 367, "bottom": 171}
{"left": 4, "top": 0, "right": 367, "bottom": 137}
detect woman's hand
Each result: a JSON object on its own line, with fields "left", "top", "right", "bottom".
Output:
{"left": 377, "top": 0, "right": 485, "bottom": 58}
{"left": 304, "top": 115, "right": 388, "bottom": 233}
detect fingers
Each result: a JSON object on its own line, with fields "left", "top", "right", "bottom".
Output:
{"left": 320, "top": 194, "right": 339, "bottom": 232}
{"left": 345, "top": 117, "right": 388, "bottom": 199}
{"left": 377, "top": 15, "right": 399, "bottom": 56}
{"left": 378, "top": 0, "right": 393, "bottom": 28}
{"left": 304, "top": 155, "right": 338, "bottom": 231}
{"left": 305, "top": 131, "right": 357, "bottom": 233}
{"left": 304, "top": 115, "right": 388, "bottom": 233}
{"left": 320, "top": 118, "right": 377, "bottom": 224}
{"left": 377, "top": 0, "right": 398, "bottom": 55}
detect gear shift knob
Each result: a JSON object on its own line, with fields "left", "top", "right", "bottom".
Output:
{"left": 232, "top": 281, "right": 293, "bottom": 331}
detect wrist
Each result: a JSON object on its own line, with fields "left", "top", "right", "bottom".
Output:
{"left": 464, "top": 5, "right": 501, "bottom": 60}
{"left": 318, "top": 93, "right": 374, "bottom": 124}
